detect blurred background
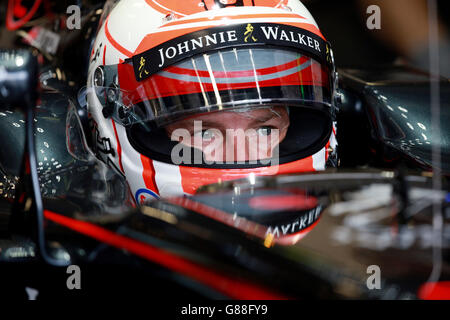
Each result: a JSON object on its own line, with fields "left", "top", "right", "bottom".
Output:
{"left": 0, "top": 0, "right": 449, "bottom": 76}
{"left": 306, "top": 0, "right": 450, "bottom": 77}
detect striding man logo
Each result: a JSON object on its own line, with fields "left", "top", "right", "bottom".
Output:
{"left": 138, "top": 56, "right": 150, "bottom": 79}
{"left": 244, "top": 23, "right": 258, "bottom": 42}
{"left": 325, "top": 43, "right": 332, "bottom": 64}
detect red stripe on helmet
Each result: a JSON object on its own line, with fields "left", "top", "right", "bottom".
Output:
{"left": 325, "top": 141, "right": 330, "bottom": 161}
{"left": 103, "top": 45, "right": 107, "bottom": 64}
{"left": 141, "top": 155, "right": 160, "bottom": 195}
{"left": 165, "top": 55, "right": 310, "bottom": 78}
{"left": 118, "top": 59, "right": 329, "bottom": 104}
{"left": 105, "top": 18, "right": 133, "bottom": 58}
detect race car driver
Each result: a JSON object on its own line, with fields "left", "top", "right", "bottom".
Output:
{"left": 86, "top": 0, "right": 338, "bottom": 204}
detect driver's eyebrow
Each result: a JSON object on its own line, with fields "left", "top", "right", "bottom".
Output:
{"left": 186, "top": 116, "right": 278, "bottom": 130}
{"left": 173, "top": 111, "right": 282, "bottom": 131}
{"left": 252, "top": 113, "right": 280, "bottom": 124}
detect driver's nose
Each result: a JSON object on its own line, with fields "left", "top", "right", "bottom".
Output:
{"left": 224, "top": 132, "right": 250, "bottom": 162}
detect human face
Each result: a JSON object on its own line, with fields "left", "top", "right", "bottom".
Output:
{"left": 166, "top": 106, "right": 290, "bottom": 163}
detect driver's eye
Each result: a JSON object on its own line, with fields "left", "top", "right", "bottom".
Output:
{"left": 256, "top": 126, "right": 273, "bottom": 136}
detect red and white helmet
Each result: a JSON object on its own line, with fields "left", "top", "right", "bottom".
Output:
{"left": 86, "top": 0, "right": 338, "bottom": 205}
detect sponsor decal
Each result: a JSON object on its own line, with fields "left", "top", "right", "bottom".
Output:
{"left": 90, "top": 42, "right": 103, "bottom": 64}
{"left": 135, "top": 188, "right": 160, "bottom": 205}
{"left": 264, "top": 205, "right": 322, "bottom": 238}
{"left": 131, "top": 23, "right": 332, "bottom": 81}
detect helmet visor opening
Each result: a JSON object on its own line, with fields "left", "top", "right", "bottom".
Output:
{"left": 127, "top": 106, "right": 332, "bottom": 168}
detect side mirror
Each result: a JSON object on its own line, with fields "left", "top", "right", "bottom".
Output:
{"left": 0, "top": 49, "right": 38, "bottom": 110}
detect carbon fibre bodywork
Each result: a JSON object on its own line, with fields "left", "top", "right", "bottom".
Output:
{"left": 337, "top": 67, "right": 450, "bottom": 173}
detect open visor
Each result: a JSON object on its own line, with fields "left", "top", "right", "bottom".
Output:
{"left": 93, "top": 47, "right": 333, "bottom": 127}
